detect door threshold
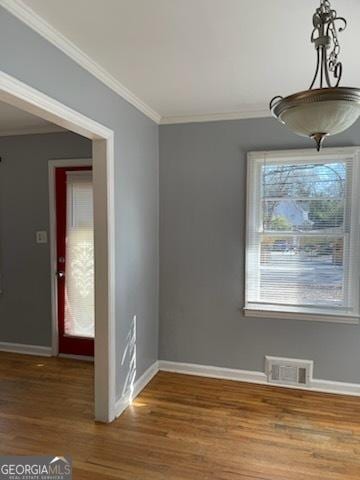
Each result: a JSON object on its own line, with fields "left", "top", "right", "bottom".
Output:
{"left": 58, "top": 353, "right": 94, "bottom": 362}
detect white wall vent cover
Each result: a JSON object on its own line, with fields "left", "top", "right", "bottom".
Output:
{"left": 265, "top": 356, "right": 313, "bottom": 387}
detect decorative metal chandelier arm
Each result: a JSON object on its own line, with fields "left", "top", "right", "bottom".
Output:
{"left": 309, "top": 0, "right": 347, "bottom": 89}
{"left": 269, "top": 96, "right": 283, "bottom": 111}
{"left": 309, "top": 48, "right": 321, "bottom": 90}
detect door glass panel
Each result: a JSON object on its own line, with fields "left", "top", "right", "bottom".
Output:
{"left": 64, "top": 171, "right": 94, "bottom": 338}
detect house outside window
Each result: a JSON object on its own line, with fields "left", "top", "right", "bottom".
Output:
{"left": 245, "top": 147, "right": 360, "bottom": 324}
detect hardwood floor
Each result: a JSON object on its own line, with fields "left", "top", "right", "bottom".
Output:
{"left": 0, "top": 352, "right": 359, "bottom": 479}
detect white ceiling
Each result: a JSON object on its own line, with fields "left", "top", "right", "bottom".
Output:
{"left": 19, "top": 0, "right": 360, "bottom": 122}
{"left": 0, "top": 101, "right": 63, "bottom": 136}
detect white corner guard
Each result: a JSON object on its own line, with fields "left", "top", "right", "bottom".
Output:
{"left": 158, "top": 360, "right": 360, "bottom": 397}
{"left": 0, "top": 341, "right": 52, "bottom": 356}
{"left": 115, "top": 361, "right": 159, "bottom": 418}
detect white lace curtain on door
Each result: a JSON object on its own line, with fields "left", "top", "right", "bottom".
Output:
{"left": 65, "top": 171, "right": 94, "bottom": 338}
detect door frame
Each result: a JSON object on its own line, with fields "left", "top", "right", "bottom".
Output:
{"left": 0, "top": 70, "right": 116, "bottom": 423}
{"left": 48, "top": 159, "right": 93, "bottom": 359}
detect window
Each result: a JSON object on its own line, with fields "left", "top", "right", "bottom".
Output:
{"left": 65, "top": 171, "right": 94, "bottom": 338}
{"left": 245, "top": 148, "right": 360, "bottom": 323}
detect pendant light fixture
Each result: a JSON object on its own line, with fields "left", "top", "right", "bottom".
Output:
{"left": 270, "top": 0, "right": 360, "bottom": 151}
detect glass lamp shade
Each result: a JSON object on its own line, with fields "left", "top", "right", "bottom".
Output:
{"left": 271, "top": 87, "right": 360, "bottom": 150}
{"left": 280, "top": 100, "right": 360, "bottom": 136}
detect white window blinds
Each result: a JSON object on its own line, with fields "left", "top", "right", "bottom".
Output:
{"left": 245, "top": 148, "right": 360, "bottom": 322}
{"left": 65, "top": 171, "right": 94, "bottom": 338}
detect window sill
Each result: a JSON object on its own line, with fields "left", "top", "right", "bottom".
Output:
{"left": 243, "top": 308, "right": 360, "bottom": 325}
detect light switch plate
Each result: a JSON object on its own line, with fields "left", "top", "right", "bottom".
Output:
{"left": 36, "top": 231, "right": 48, "bottom": 244}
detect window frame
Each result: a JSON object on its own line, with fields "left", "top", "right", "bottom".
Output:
{"left": 244, "top": 147, "right": 360, "bottom": 325}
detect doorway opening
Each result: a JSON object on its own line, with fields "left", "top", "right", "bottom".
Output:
{"left": 0, "top": 70, "right": 116, "bottom": 422}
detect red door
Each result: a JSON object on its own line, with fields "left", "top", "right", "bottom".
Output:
{"left": 55, "top": 166, "right": 94, "bottom": 356}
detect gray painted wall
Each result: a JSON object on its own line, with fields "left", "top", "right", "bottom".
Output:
{"left": 159, "top": 118, "right": 360, "bottom": 383}
{"left": 0, "top": 7, "right": 159, "bottom": 399}
{"left": 3, "top": 4, "right": 359, "bottom": 393}
{"left": 0, "top": 132, "right": 91, "bottom": 346}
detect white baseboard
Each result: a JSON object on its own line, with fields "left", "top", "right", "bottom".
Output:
{"left": 0, "top": 341, "right": 52, "bottom": 357}
{"left": 115, "top": 361, "right": 159, "bottom": 418}
{"left": 310, "top": 379, "right": 360, "bottom": 397}
{"left": 158, "top": 360, "right": 360, "bottom": 397}
{"left": 159, "top": 360, "right": 267, "bottom": 384}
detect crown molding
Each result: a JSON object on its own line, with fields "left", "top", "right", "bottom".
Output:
{"left": 0, "top": 0, "right": 162, "bottom": 124}
{"left": 0, "top": 0, "right": 273, "bottom": 125}
{"left": 0, "top": 124, "right": 65, "bottom": 136}
{"left": 160, "top": 107, "right": 271, "bottom": 125}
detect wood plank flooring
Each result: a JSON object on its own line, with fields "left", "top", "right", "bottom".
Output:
{"left": 0, "top": 352, "right": 359, "bottom": 479}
